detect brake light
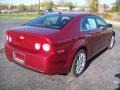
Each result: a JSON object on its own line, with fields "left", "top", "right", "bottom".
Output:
{"left": 6, "top": 35, "right": 9, "bottom": 40}
{"left": 42, "top": 44, "right": 50, "bottom": 52}
{"left": 9, "top": 36, "right": 12, "bottom": 42}
{"left": 41, "top": 37, "right": 52, "bottom": 52}
{"left": 35, "top": 37, "right": 54, "bottom": 54}
{"left": 35, "top": 43, "right": 41, "bottom": 50}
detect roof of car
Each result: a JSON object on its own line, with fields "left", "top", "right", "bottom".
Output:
{"left": 48, "top": 12, "right": 95, "bottom": 17}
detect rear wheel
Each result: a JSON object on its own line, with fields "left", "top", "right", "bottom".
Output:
{"left": 109, "top": 35, "right": 115, "bottom": 49}
{"left": 70, "top": 49, "right": 87, "bottom": 77}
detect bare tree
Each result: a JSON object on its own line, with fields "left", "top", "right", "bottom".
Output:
{"left": 38, "top": 0, "right": 40, "bottom": 14}
{"left": 89, "top": 0, "right": 98, "bottom": 13}
{"left": 17, "top": 4, "right": 26, "bottom": 12}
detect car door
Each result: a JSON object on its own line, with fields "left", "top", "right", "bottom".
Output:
{"left": 80, "top": 16, "right": 103, "bottom": 58}
{"left": 95, "top": 16, "right": 113, "bottom": 48}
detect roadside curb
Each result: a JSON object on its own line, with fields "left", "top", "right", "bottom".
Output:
{"left": 0, "top": 48, "right": 4, "bottom": 53}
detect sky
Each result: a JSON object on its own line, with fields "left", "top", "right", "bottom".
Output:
{"left": 0, "top": 0, "right": 116, "bottom": 5}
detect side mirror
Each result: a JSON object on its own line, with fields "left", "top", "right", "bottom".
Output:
{"left": 107, "top": 23, "right": 113, "bottom": 28}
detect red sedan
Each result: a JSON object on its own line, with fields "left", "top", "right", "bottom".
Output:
{"left": 5, "top": 12, "right": 115, "bottom": 77}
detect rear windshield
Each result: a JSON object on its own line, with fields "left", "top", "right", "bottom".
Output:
{"left": 25, "top": 14, "right": 72, "bottom": 29}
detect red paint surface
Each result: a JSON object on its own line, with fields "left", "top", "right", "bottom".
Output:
{"left": 5, "top": 13, "right": 114, "bottom": 75}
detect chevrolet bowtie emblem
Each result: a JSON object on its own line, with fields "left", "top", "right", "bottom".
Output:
{"left": 20, "top": 36, "right": 24, "bottom": 40}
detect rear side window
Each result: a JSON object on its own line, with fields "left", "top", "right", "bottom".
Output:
{"left": 81, "top": 17, "right": 97, "bottom": 31}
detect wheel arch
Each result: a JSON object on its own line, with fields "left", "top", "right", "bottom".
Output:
{"left": 66, "top": 42, "right": 89, "bottom": 73}
{"left": 75, "top": 46, "right": 88, "bottom": 59}
{"left": 67, "top": 45, "right": 88, "bottom": 75}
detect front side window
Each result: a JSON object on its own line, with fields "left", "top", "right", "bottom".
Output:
{"left": 25, "top": 14, "right": 72, "bottom": 29}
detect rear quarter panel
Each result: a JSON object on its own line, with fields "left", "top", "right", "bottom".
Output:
{"left": 48, "top": 15, "right": 91, "bottom": 72}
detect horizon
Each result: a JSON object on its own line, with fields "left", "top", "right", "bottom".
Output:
{"left": 0, "top": 0, "right": 116, "bottom": 6}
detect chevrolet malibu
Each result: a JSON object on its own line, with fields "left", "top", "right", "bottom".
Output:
{"left": 5, "top": 12, "right": 115, "bottom": 77}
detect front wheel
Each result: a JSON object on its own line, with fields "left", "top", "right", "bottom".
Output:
{"left": 70, "top": 49, "right": 87, "bottom": 77}
{"left": 109, "top": 35, "right": 115, "bottom": 49}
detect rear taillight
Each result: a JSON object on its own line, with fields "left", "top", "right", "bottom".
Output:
{"left": 42, "top": 44, "right": 50, "bottom": 52}
{"left": 35, "top": 43, "right": 41, "bottom": 50}
{"left": 35, "top": 37, "right": 54, "bottom": 54}
{"left": 6, "top": 35, "right": 9, "bottom": 40}
{"left": 6, "top": 34, "right": 12, "bottom": 42}
{"left": 41, "top": 37, "right": 52, "bottom": 52}
{"left": 9, "top": 36, "right": 12, "bottom": 42}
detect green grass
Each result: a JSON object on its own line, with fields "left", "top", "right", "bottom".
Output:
{"left": 0, "top": 13, "right": 40, "bottom": 20}
{"left": 1, "top": 13, "right": 120, "bottom": 27}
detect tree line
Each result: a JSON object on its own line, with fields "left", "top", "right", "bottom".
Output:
{"left": 0, "top": 0, "right": 120, "bottom": 13}
{"left": 0, "top": 1, "right": 74, "bottom": 12}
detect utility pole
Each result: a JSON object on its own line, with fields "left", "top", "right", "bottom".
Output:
{"left": 38, "top": 0, "right": 40, "bottom": 14}
{"left": 8, "top": 4, "right": 11, "bottom": 14}
{"left": 86, "top": 0, "right": 91, "bottom": 12}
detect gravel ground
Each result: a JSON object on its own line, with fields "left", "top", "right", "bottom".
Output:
{"left": 0, "top": 19, "right": 120, "bottom": 90}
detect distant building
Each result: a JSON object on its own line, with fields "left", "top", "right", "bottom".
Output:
{"left": 56, "top": 7, "right": 69, "bottom": 11}
{"left": 1, "top": 9, "right": 19, "bottom": 14}
{"left": 98, "top": 4, "right": 107, "bottom": 13}
{"left": 98, "top": 4, "right": 112, "bottom": 13}
{"left": 74, "top": 4, "right": 90, "bottom": 12}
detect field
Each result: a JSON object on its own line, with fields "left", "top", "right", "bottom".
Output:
{"left": 0, "top": 13, "right": 39, "bottom": 19}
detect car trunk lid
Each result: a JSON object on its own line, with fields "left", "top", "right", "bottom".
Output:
{"left": 7, "top": 26, "right": 59, "bottom": 51}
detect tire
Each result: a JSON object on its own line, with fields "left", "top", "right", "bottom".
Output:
{"left": 70, "top": 49, "right": 87, "bottom": 77}
{"left": 109, "top": 35, "right": 115, "bottom": 49}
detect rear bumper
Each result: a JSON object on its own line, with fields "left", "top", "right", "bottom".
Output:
{"left": 5, "top": 43, "right": 67, "bottom": 75}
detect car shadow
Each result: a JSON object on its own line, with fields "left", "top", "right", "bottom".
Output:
{"left": 85, "top": 48, "right": 107, "bottom": 71}
{"left": 115, "top": 73, "right": 120, "bottom": 90}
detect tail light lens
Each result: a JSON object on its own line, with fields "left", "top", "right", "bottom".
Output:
{"left": 6, "top": 34, "right": 12, "bottom": 42}
{"left": 41, "top": 37, "right": 53, "bottom": 53}
{"left": 42, "top": 44, "right": 50, "bottom": 52}
{"left": 35, "top": 43, "right": 41, "bottom": 50}
{"left": 9, "top": 36, "right": 12, "bottom": 42}
{"left": 35, "top": 37, "right": 54, "bottom": 54}
{"left": 6, "top": 35, "right": 9, "bottom": 40}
